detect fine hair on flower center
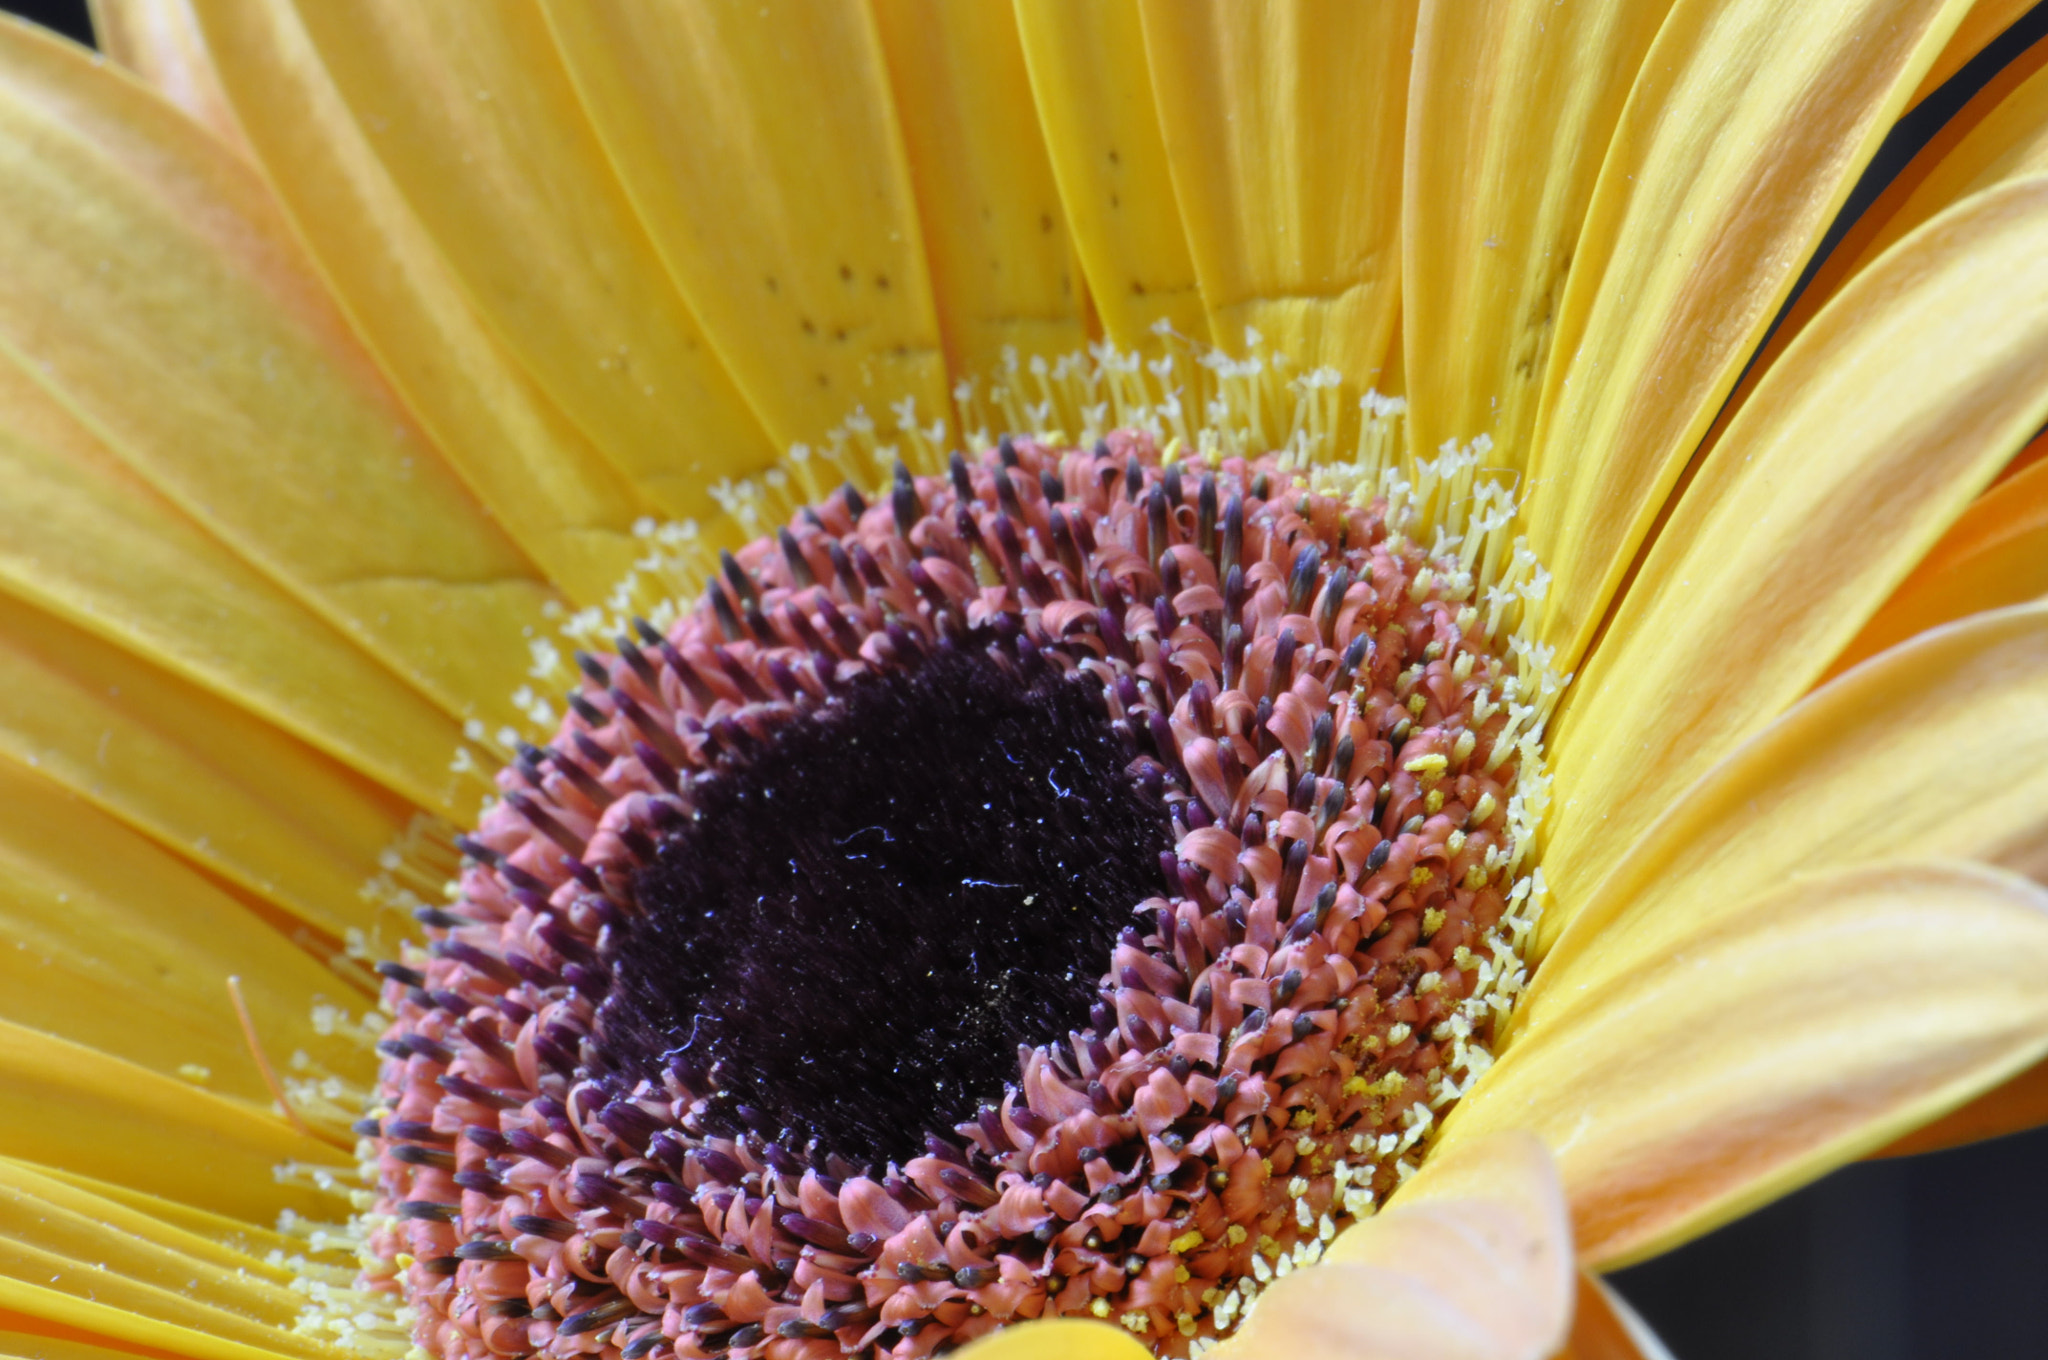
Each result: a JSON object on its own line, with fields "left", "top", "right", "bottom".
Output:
{"left": 602, "top": 646, "right": 1173, "bottom": 1172}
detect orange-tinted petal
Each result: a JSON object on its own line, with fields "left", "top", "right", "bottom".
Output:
{"left": 1907, "top": 0, "right": 2038, "bottom": 108}
{"left": 1876, "top": 1055, "right": 2048, "bottom": 1157}
{"left": 1550, "top": 1275, "right": 1675, "bottom": 1360}
{"left": 1828, "top": 412, "right": 2048, "bottom": 676}
{"left": 1448, "top": 862, "right": 2048, "bottom": 1267}
{"left": 1542, "top": 176, "right": 2048, "bottom": 917}
{"left": 1522, "top": 0, "right": 1965, "bottom": 668}
{"left": 1139, "top": 0, "right": 1413, "bottom": 385}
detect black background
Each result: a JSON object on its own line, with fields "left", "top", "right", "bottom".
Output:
{"left": 6, "top": 1, "right": 2047, "bottom": 1354}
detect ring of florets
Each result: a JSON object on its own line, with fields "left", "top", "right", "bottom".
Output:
{"left": 364, "top": 430, "right": 1541, "bottom": 1360}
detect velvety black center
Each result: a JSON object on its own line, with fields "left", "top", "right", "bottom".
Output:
{"left": 600, "top": 644, "right": 1173, "bottom": 1172}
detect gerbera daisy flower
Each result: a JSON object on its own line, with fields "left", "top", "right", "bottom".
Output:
{"left": 0, "top": 3, "right": 2045, "bottom": 1360}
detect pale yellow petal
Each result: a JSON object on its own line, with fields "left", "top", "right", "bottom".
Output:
{"left": 1522, "top": 0, "right": 1967, "bottom": 668}
{"left": 1137, "top": 0, "right": 1412, "bottom": 386}
{"left": 185, "top": 0, "right": 657, "bottom": 604}
{"left": 0, "top": 754, "right": 365, "bottom": 1098}
{"left": 1219, "top": 1131, "right": 1571, "bottom": 1360}
{"left": 280, "top": 0, "right": 776, "bottom": 516}
{"left": 544, "top": 0, "right": 952, "bottom": 457}
{"left": 1830, "top": 449, "right": 2048, "bottom": 675}
{"left": 1532, "top": 600, "right": 2048, "bottom": 964}
{"left": 954, "top": 1319, "right": 1153, "bottom": 1360}
{"left": 1908, "top": 0, "right": 2038, "bottom": 108}
{"left": 0, "top": 1021, "right": 344, "bottom": 1224}
{"left": 1013, "top": 0, "right": 1209, "bottom": 348}
{"left": 0, "top": 352, "right": 470, "bottom": 816}
{"left": 1446, "top": 862, "right": 2048, "bottom": 1267}
{"left": 0, "top": 22, "right": 549, "bottom": 728}
{"left": 1541, "top": 176, "right": 2048, "bottom": 917}
{"left": 1403, "top": 0, "right": 1673, "bottom": 470}
{"left": 1550, "top": 1275, "right": 1675, "bottom": 1360}
{"left": 89, "top": 0, "right": 248, "bottom": 155}
{"left": 870, "top": 0, "right": 1091, "bottom": 379}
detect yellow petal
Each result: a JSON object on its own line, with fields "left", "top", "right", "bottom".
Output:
{"left": 544, "top": 0, "right": 953, "bottom": 457}
{"left": 1533, "top": 600, "right": 2048, "bottom": 966}
{"left": 183, "top": 0, "right": 657, "bottom": 605}
{"left": 1137, "top": 0, "right": 1412, "bottom": 386}
{"left": 1695, "top": 37, "right": 2048, "bottom": 460}
{"left": 0, "top": 1162, "right": 311, "bottom": 1347}
{"left": 1549, "top": 1275, "right": 1675, "bottom": 1360}
{"left": 22, "top": 1164, "right": 300, "bottom": 1260}
{"left": 0, "top": 1021, "right": 344, "bottom": 1224}
{"left": 0, "top": 588, "right": 425, "bottom": 938}
{"left": 278, "top": 0, "right": 776, "bottom": 516}
{"left": 869, "top": 1, "right": 1091, "bottom": 379}
{"left": 0, "top": 754, "right": 364, "bottom": 1099}
{"left": 1830, "top": 449, "right": 2048, "bottom": 675}
{"left": 1402, "top": 0, "right": 1674, "bottom": 470}
{"left": 0, "top": 1328, "right": 251, "bottom": 1360}
{"left": 89, "top": 0, "right": 249, "bottom": 155}
{"left": 0, "top": 22, "right": 549, "bottom": 728}
{"left": 1541, "top": 176, "right": 2048, "bottom": 917}
{"left": 1447, "top": 861, "right": 2048, "bottom": 1267}
{"left": 954, "top": 1319, "right": 1153, "bottom": 1360}
{"left": 1218, "top": 1130, "right": 1571, "bottom": 1360}
{"left": 0, "top": 352, "right": 470, "bottom": 816}
{"left": 1522, "top": 0, "right": 1967, "bottom": 668}
{"left": 1907, "top": 0, "right": 2038, "bottom": 108}
{"left": 1013, "top": 0, "right": 1209, "bottom": 348}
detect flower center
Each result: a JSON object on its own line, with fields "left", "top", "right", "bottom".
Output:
{"left": 602, "top": 645, "right": 1173, "bottom": 1171}
{"left": 345, "top": 386, "right": 1559, "bottom": 1360}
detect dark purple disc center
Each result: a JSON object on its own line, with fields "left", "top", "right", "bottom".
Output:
{"left": 599, "top": 642, "right": 1173, "bottom": 1171}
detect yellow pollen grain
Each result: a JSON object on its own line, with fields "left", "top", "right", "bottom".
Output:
{"left": 1425, "top": 788, "right": 1446, "bottom": 813}
{"left": 1445, "top": 829, "right": 1467, "bottom": 856}
{"left": 1452, "top": 730, "right": 1477, "bottom": 764}
{"left": 1410, "top": 865, "right": 1434, "bottom": 888}
{"left": 1404, "top": 753, "right": 1448, "bottom": 776}
{"left": 1406, "top": 692, "right": 1429, "bottom": 716}
{"left": 1421, "top": 907, "right": 1447, "bottom": 937}
{"left": 1171, "top": 1230, "right": 1205, "bottom": 1254}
